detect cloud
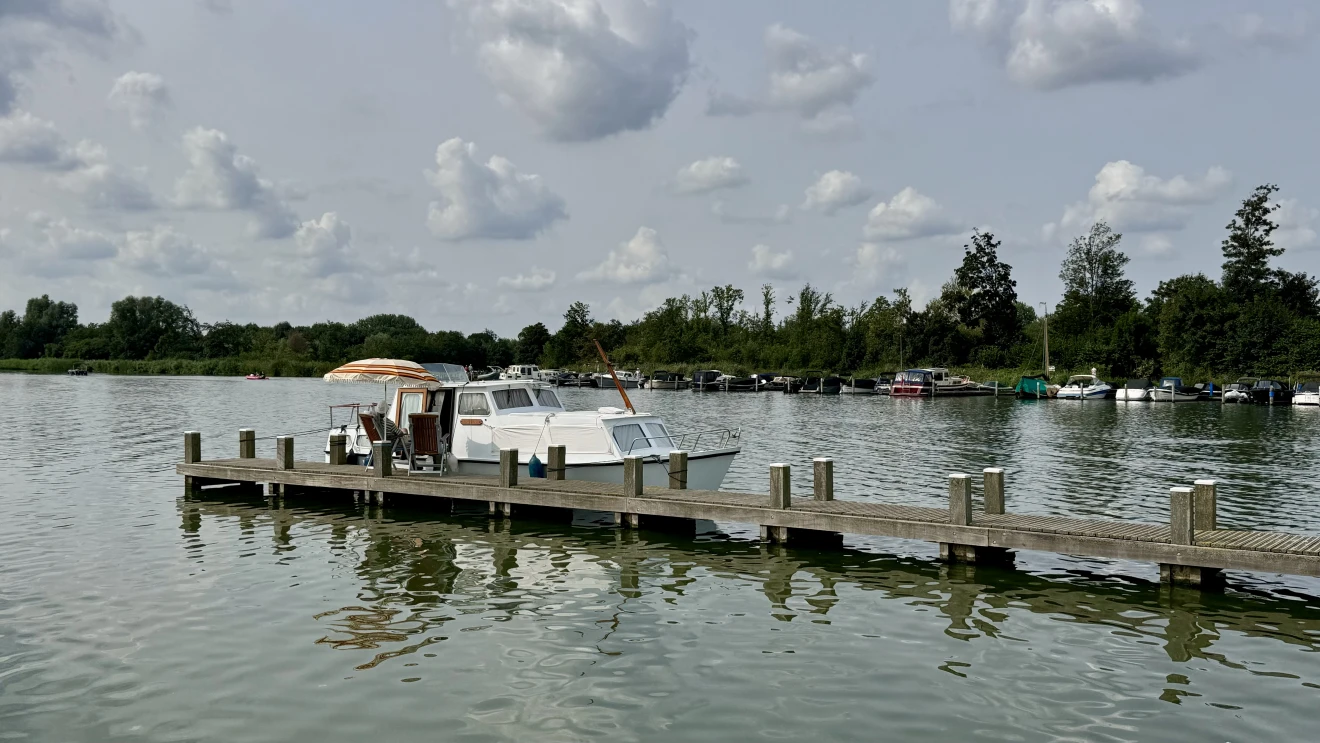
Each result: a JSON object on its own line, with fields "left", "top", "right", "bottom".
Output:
{"left": 1276, "top": 199, "right": 1318, "bottom": 251}
{"left": 748, "top": 244, "right": 796, "bottom": 279}
{"left": 108, "top": 71, "right": 171, "bottom": 129}
{"left": 0, "top": 111, "right": 155, "bottom": 209}
{"left": 863, "top": 187, "right": 965, "bottom": 240}
{"left": 9, "top": 215, "right": 118, "bottom": 276}
{"left": 802, "top": 170, "right": 871, "bottom": 214}
{"left": 711, "top": 201, "right": 791, "bottom": 225}
{"left": 950, "top": 0, "right": 1200, "bottom": 90}
{"left": 1235, "top": 12, "right": 1315, "bottom": 53}
{"left": 173, "top": 127, "right": 299, "bottom": 239}
{"left": 1140, "top": 233, "right": 1174, "bottom": 256}
{"left": 294, "top": 212, "right": 358, "bottom": 277}
{"left": 424, "top": 138, "right": 567, "bottom": 241}
{"left": 578, "top": 226, "right": 673, "bottom": 284}
{"left": 1049, "top": 159, "right": 1231, "bottom": 235}
{"left": 54, "top": 140, "right": 155, "bottom": 210}
{"left": 672, "top": 156, "right": 748, "bottom": 195}
{"left": 498, "top": 267, "right": 557, "bottom": 291}
{"left": 708, "top": 24, "right": 872, "bottom": 133}
{"left": 120, "top": 224, "right": 230, "bottom": 282}
{"left": 0, "top": 1, "right": 120, "bottom": 115}
{"left": 458, "top": 0, "right": 692, "bottom": 142}
{"left": 852, "top": 242, "right": 906, "bottom": 286}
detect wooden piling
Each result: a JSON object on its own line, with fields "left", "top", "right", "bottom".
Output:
{"left": 275, "top": 436, "right": 293, "bottom": 471}
{"left": 238, "top": 429, "right": 255, "bottom": 459}
{"left": 1193, "top": 480, "right": 1217, "bottom": 531}
{"left": 183, "top": 431, "right": 201, "bottom": 464}
{"left": 372, "top": 441, "right": 392, "bottom": 478}
{"left": 983, "top": 468, "right": 1005, "bottom": 515}
{"left": 769, "top": 464, "right": 791, "bottom": 509}
{"left": 547, "top": 445, "right": 566, "bottom": 481}
{"left": 1170, "top": 486, "right": 1194, "bottom": 545}
{"left": 623, "top": 456, "right": 644, "bottom": 496}
{"left": 328, "top": 434, "right": 347, "bottom": 465}
{"left": 948, "top": 473, "right": 972, "bottom": 525}
{"left": 668, "top": 450, "right": 688, "bottom": 490}
{"left": 499, "top": 449, "right": 518, "bottom": 488}
{"left": 813, "top": 457, "right": 834, "bottom": 501}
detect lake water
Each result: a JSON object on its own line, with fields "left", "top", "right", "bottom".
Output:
{"left": 5, "top": 373, "right": 1320, "bottom": 742}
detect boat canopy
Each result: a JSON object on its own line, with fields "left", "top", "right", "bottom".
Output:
{"left": 490, "top": 423, "right": 615, "bottom": 458}
{"left": 419, "top": 363, "right": 470, "bottom": 384}
{"left": 1124, "top": 379, "right": 1152, "bottom": 389}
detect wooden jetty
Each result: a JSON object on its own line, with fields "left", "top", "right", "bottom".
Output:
{"left": 178, "top": 430, "right": 1320, "bottom": 589}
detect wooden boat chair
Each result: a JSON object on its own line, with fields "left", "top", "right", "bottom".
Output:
{"left": 407, "top": 413, "right": 444, "bottom": 473}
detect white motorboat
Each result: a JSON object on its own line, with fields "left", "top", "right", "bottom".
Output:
{"left": 501, "top": 364, "right": 541, "bottom": 380}
{"left": 1223, "top": 377, "right": 1257, "bottom": 403}
{"left": 324, "top": 364, "right": 739, "bottom": 489}
{"left": 1056, "top": 369, "right": 1113, "bottom": 400}
{"left": 1150, "top": 377, "right": 1200, "bottom": 403}
{"left": 1294, "top": 381, "right": 1320, "bottom": 406}
{"left": 1115, "top": 379, "right": 1153, "bottom": 402}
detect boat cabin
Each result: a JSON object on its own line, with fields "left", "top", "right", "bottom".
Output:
{"left": 502, "top": 364, "right": 540, "bottom": 380}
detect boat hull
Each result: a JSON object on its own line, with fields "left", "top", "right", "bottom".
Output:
{"left": 1149, "top": 389, "right": 1200, "bottom": 402}
{"left": 1115, "top": 388, "right": 1151, "bottom": 401}
{"left": 452, "top": 449, "right": 738, "bottom": 491}
{"left": 1295, "top": 392, "right": 1320, "bottom": 406}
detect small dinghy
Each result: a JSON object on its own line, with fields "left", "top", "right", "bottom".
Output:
{"left": 245, "top": 373, "right": 268, "bottom": 380}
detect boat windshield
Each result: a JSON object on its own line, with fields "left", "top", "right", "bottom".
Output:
{"left": 534, "top": 388, "right": 563, "bottom": 408}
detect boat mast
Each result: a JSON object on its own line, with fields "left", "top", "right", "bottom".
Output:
{"left": 1040, "top": 302, "right": 1050, "bottom": 375}
{"left": 593, "top": 339, "right": 636, "bottom": 415}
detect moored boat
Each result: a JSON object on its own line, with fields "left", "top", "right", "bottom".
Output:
{"left": 1248, "top": 379, "right": 1293, "bottom": 405}
{"left": 1014, "top": 374, "right": 1057, "bottom": 399}
{"left": 1294, "top": 380, "right": 1320, "bottom": 406}
{"left": 648, "top": 370, "right": 689, "bottom": 390}
{"left": 1115, "top": 379, "right": 1153, "bottom": 402}
{"left": 1222, "top": 377, "right": 1257, "bottom": 403}
{"left": 1056, "top": 370, "right": 1113, "bottom": 400}
{"left": 690, "top": 370, "right": 723, "bottom": 391}
{"left": 799, "top": 371, "right": 842, "bottom": 395}
{"left": 1150, "top": 377, "right": 1200, "bottom": 402}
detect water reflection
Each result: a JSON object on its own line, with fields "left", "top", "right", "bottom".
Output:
{"left": 179, "top": 491, "right": 1320, "bottom": 684}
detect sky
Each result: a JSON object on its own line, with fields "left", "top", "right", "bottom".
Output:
{"left": 0, "top": 0, "right": 1316, "bottom": 336}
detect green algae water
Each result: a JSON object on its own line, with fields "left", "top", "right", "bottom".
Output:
{"left": 4, "top": 373, "right": 1320, "bottom": 742}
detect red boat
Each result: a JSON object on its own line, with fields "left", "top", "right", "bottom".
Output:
{"left": 245, "top": 373, "right": 268, "bottom": 380}
{"left": 890, "top": 369, "right": 933, "bottom": 397}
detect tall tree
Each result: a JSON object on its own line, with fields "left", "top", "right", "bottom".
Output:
{"left": 515, "top": 322, "right": 551, "bottom": 364}
{"left": 759, "top": 284, "right": 776, "bottom": 335}
{"left": 953, "top": 230, "right": 1019, "bottom": 351}
{"left": 709, "top": 284, "right": 744, "bottom": 339}
{"left": 1221, "top": 184, "right": 1282, "bottom": 300}
{"left": 545, "top": 301, "right": 593, "bottom": 367}
{"left": 1058, "top": 221, "right": 1135, "bottom": 325}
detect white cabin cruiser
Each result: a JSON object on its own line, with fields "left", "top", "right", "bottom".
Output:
{"left": 1294, "top": 381, "right": 1320, "bottom": 406}
{"left": 1056, "top": 369, "right": 1113, "bottom": 400}
{"left": 501, "top": 364, "right": 540, "bottom": 380}
{"left": 1115, "top": 379, "right": 1152, "bottom": 401}
{"left": 1150, "top": 377, "right": 1200, "bottom": 403}
{"left": 324, "top": 367, "right": 739, "bottom": 489}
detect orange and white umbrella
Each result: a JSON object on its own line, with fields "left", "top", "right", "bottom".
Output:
{"left": 323, "top": 358, "right": 442, "bottom": 387}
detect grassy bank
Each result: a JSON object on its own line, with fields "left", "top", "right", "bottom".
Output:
{"left": 0, "top": 357, "right": 338, "bottom": 377}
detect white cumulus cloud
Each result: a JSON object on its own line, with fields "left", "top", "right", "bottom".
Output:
{"left": 863, "top": 187, "right": 965, "bottom": 240}
{"left": 802, "top": 170, "right": 872, "bottom": 214}
{"left": 120, "top": 225, "right": 227, "bottom": 278}
{"left": 294, "top": 212, "right": 357, "bottom": 277}
{"left": 459, "top": 0, "right": 692, "bottom": 142}
{"left": 1050, "top": 159, "right": 1232, "bottom": 235}
{"left": 708, "top": 24, "right": 872, "bottom": 134}
{"left": 672, "top": 156, "right": 748, "bottom": 195}
{"left": 578, "top": 226, "right": 673, "bottom": 284}
{"left": 1276, "top": 199, "right": 1318, "bottom": 251}
{"left": 0, "top": 111, "right": 155, "bottom": 209}
{"left": 0, "top": 110, "right": 77, "bottom": 166}
{"left": 748, "top": 244, "right": 795, "bottom": 279}
{"left": 174, "top": 127, "right": 298, "bottom": 238}
{"left": 498, "top": 267, "right": 557, "bottom": 291}
{"left": 0, "top": 1, "right": 120, "bottom": 115}
{"left": 108, "top": 71, "right": 172, "bottom": 130}
{"left": 950, "top": 0, "right": 1200, "bottom": 90}
{"left": 425, "top": 138, "right": 568, "bottom": 241}
{"left": 852, "top": 242, "right": 907, "bottom": 286}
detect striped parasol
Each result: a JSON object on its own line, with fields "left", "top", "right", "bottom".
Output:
{"left": 323, "top": 358, "right": 442, "bottom": 388}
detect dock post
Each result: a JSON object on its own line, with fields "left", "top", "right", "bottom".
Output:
{"left": 813, "top": 458, "right": 834, "bottom": 501}
{"left": 617, "top": 455, "right": 644, "bottom": 528}
{"left": 1193, "top": 480, "right": 1217, "bottom": 531}
{"left": 238, "top": 429, "right": 255, "bottom": 459}
{"left": 492, "top": 448, "right": 516, "bottom": 517}
{"left": 983, "top": 468, "right": 1005, "bottom": 515}
{"left": 183, "top": 431, "right": 201, "bottom": 492}
{"left": 1160, "top": 486, "right": 1222, "bottom": 588}
{"left": 184, "top": 431, "right": 201, "bottom": 464}
{"left": 328, "top": 434, "right": 347, "bottom": 465}
{"left": 761, "top": 463, "right": 791, "bottom": 543}
{"left": 948, "top": 473, "right": 971, "bottom": 526}
{"left": 668, "top": 450, "right": 688, "bottom": 489}
{"left": 372, "top": 441, "right": 392, "bottom": 477}
{"left": 275, "top": 436, "right": 294, "bottom": 470}
{"left": 547, "top": 445, "right": 566, "bottom": 481}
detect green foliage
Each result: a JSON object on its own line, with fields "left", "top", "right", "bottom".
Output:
{"left": 516, "top": 322, "right": 552, "bottom": 364}
{"left": 1221, "top": 184, "right": 1283, "bottom": 300}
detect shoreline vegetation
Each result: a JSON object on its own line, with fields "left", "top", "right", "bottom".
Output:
{"left": 2, "top": 185, "right": 1317, "bottom": 384}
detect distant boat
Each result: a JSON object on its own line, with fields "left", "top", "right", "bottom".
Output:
{"left": 1294, "top": 381, "right": 1320, "bottom": 406}
{"left": 649, "top": 370, "right": 689, "bottom": 390}
{"left": 1014, "top": 374, "right": 1057, "bottom": 399}
{"left": 1248, "top": 379, "right": 1292, "bottom": 405}
{"left": 1056, "top": 370, "right": 1113, "bottom": 400}
{"left": 1222, "top": 377, "right": 1257, "bottom": 403}
{"left": 798, "top": 371, "right": 842, "bottom": 395}
{"left": 1150, "top": 377, "right": 1200, "bottom": 402}
{"left": 1115, "top": 379, "right": 1153, "bottom": 402}
{"left": 892, "top": 368, "right": 990, "bottom": 398}
{"left": 245, "top": 373, "right": 268, "bottom": 380}
{"left": 691, "top": 370, "right": 723, "bottom": 392}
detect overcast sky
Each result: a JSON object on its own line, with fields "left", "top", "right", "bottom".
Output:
{"left": 0, "top": 0, "right": 1316, "bottom": 335}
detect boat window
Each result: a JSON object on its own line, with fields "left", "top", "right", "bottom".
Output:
{"left": 393, "top": 389, "right": 427, "bottom": 429}
{"left": 645, "top": 422, "right": 674, "bottom": 449}
{"left": 458, "top": 392, "right": 491, "bottom": 416}
{"left": 492, "top": 388, "right": 534, "bottom": 409}
{"left": 535, "top": 388, "right": 562, "bottom": 408}
{"left": 611, "top": 423, "right": 649, "bottom": 453}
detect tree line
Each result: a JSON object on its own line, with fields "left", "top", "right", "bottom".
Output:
{"left": 2, "top": 184, "right": 1316, "bottom": 379}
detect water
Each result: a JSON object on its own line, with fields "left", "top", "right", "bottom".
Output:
{"left": 4, "top": 374, "right": 1320, "bottom": 742}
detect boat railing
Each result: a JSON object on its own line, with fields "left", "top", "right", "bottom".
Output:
{"left": 624, "top": 427, "right": 741, "bottom": 455}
